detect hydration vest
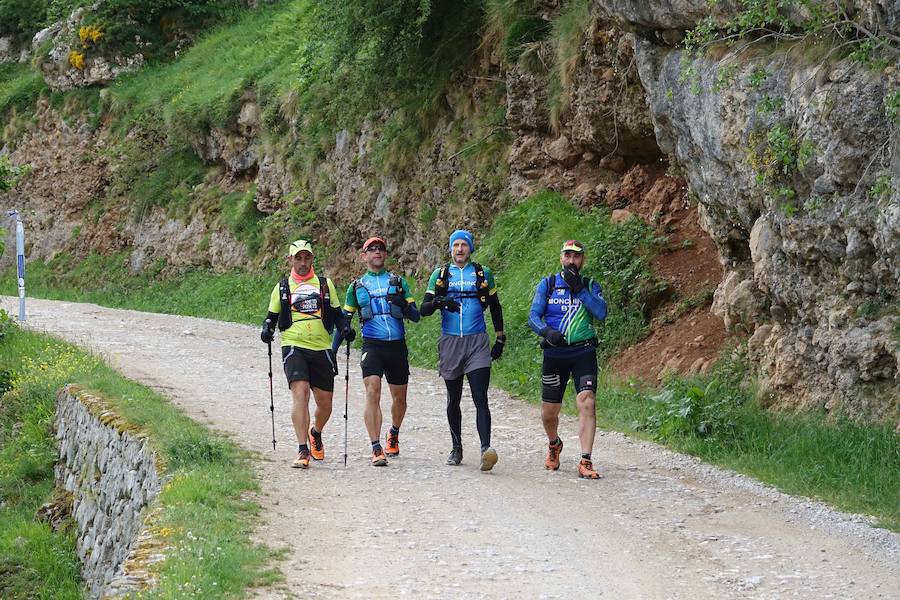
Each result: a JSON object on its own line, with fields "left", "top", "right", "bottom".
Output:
{"left": 434, "top": 262, "right": 490, "bottom": 310}
{"left": 278, "top": 274, "right": 335, "bottom": 333}
{"left": 352, "top": 273, "right": 404, "bottom": 321}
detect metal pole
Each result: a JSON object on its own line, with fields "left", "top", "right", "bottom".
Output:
{"left": 6, "top": 210, "right": 25, "bottom": 321}
{"left": 343, "top": 340, "right": 350, "bottom": 467}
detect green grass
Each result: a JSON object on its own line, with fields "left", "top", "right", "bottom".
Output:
{"left": 591, "top": 353, "right": 900, "bottom": 530}
{"left": 107, "top": 1, "right": 303, "bottom": 141}
{"left": 0, "top": 314, "right": 280, "bottom": 598}
{"left": 0, "top": 63, "right": 46, "bottom": 118}
{"left": 3, "top": 251, "right": 279, "bottom": 324}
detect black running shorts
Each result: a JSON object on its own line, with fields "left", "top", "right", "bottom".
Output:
{"left": 360, "top": 338, "right": 410, "bottom": 385}
{"left": 282, "top": 346, "right": 337, "bottom": 392}
{"left": 541, "top": 348, "right": 598, "bottom": 403}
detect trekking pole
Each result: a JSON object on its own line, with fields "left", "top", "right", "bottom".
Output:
{"left": 266, "top": 319, "right": 276, "bottom": 451}
{"left": 343, "top": 339, "right": 350, "bottom": 467}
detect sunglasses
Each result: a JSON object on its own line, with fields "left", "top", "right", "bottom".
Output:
{"left": 365, "top": 244, "right": 386, "bottom": 252}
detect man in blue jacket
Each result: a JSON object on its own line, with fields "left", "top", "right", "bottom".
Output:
{"left": 528, "top": 240, "right": 607, "bottom": 479}
{"left": 421, "top": 230, "right": 505, "bottom": 471}
{"left": 333, "top": 236, "right": 420, "bottom": 467}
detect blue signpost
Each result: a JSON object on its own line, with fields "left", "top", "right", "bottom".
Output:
{"left": 7, "top": 210, "right": 25, "bottom": 321}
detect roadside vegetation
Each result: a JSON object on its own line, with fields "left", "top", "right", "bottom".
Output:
{"left": 0, "top": 312, "right": 281, "bottom": 598}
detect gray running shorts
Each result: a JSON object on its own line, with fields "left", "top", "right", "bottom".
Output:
{"left": 438, "top": 333, "right": 491, "bottom": 380}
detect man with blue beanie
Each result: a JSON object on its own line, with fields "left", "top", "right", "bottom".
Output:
{"left": 421, "top": 229, "right": 506, "bottom": 471}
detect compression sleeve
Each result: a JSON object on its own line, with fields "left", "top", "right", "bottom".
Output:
{"left": 488, "top": 292, "right": 504, "bottom": 333}
{"left": 420, "top": 291, "right": 437, "bottom": 317}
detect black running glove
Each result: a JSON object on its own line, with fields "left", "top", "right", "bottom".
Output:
{"left": 434, "top": 296, "right": 461, "bottom": 313}
{"left": 562, "top": 266, "right": 584, "bottom": 294}
{"left": 341, "top": 326, "right": 356, "bottom": 343}
{"left": 387, "top": 291, "right": 408, "bottom": 309}
{"left": 540, "top": 327, "right": 566, "bottom": 347}
{"left": 260, "top": 320, "right": 275, "bottom": 344}
{"left": 490, "top": 335, "right": 506, "bottom": 360}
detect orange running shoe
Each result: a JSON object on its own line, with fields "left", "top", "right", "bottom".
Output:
{"left": 385, "top": 429, "right": 400, "bottom": 457}
{"left": 292, "top": 448, "right": 310, "bottom": 469}
{"left": 371, "top": 446, "right": 388, "bottom": 467}
{"left": 308, "top": 427, "right": 325, "bottom": 461}
{"left": 545, "top": 438, "right": 563, "bottom": 471}
{"left": 578, "top": 458, "right": 601, "bottom": 479}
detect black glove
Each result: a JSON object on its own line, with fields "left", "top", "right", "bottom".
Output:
{"left": 387, "top": 291, "right": 408, "bottom": 308}
{"left": 540, "top": 327, "right": 566, "bottom": 347}
{"left": 341, "top": 326, "right": 356, "bottom": 343}
{"left": 434, "top": 296, "right": 461, "bottom": 313}
{"left": 490, "top": 335, "right": 506, "bottom": 360}
{"left": 562, "top": 266, "right": 584, "bottom": 294}
{"left": 260, "top": 320, "right": 275, "bottom": 344}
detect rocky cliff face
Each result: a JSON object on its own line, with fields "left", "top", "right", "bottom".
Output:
{"left": 609, "top": 0, "right": 899, "bottom": 419}
{"left": 2, "top": 1, "right": 898, "bottom": 420}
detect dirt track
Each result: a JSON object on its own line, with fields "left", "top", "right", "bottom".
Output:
{"left": 4, "top": 296, "right": 898, "bottom": 599}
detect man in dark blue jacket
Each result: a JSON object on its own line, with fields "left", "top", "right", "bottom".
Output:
{"left": 528, "top": 240, "right": 607, "bottom": 478}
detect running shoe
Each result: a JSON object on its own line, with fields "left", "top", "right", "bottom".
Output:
{"left": 292, "top": 448, "right": 310, "bottom": 469}
{"left": 371, "top": 446, "right": 388, "bottom": 467}
{"left": 545, "top": 438, "right": 563, "bottom": 471}
{"left": 385, "top": 429, "right": 400, "bottom": 456}
{"left": 446, "top": 446, "right": 463, "bottom": 465}
{"left": 578, "top": 458, "right": 600, "bottom": 479}
{"left": 479, "top": 447, "right": 498, "bottom": 472}
{"left": 308, "top": 426, "right": 325, "bottom": 461}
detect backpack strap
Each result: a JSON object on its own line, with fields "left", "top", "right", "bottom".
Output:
{"left": 472, "top": 262, "right": 490, "bottom": 309}
{"left": 277, "top": 276, "right": 293, "bottom": 331}
{"left": 434, "top": 264, "right": 450, "bottom": 297}
{"left": 543, "top": 273, "right": 557, "bottom": 304}
{"left": 319, "top": 273, "right": 334, "bottom": 333}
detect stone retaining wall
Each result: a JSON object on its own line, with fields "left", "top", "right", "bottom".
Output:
{"left": 55, "top": 385, "right": 163, "bottom": 598}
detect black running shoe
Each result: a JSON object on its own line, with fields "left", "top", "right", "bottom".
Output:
{"left": 446, "top": 446, "right": 462, "bottom": 465}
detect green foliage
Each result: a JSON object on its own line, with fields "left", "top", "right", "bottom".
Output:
{"left": 757, "top": 94, "right": 785, "bottom": 114}
{"left": 80, "top": 0, "right": 245, "bottom": 60}
{"left": 747, "top": 66, "right": 769, "bottom": 88}
{"left": 0, "top": 307, "right": 13, "bottom": 341}
{"left": 868, "top": 172, "right": 893, "bottom": 200}
{"left": 603, "top": 347, "right": 900, "bottom": 529}
{"left": 0, "top": 155, "right": 31, "bottom": 193}
{"left": 885, "top": 88, "right": 900, "bottom": 124}
{"left": 504, "top": 15, "right": 551, "bottom": 63}
{"left": 546, "top": 0, "right": 590, "bottom": 130}
{"left": 0, "top": 63, "right": 46, "bottom": 119}
{"left": 746, "top": 123, "right": 814, "bottom": 209}
{"left": 0, "top": 324, "right": 279, "bottom": 597}
{"left": 130, "top": 146, "right": 207, "bottom": 222}
{"left": 0, "top": 0, "right": 49, "bottom": 45}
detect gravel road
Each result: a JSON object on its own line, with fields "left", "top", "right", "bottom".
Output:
{"left": 4, "top": 296, "right": 898, "bottom": 599}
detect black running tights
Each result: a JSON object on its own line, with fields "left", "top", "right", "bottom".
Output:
{"left": 445, "top": 367, "right": 491, "bottom": 451}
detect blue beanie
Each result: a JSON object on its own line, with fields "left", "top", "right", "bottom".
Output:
{"left": 449, "top": 229, "right": 475, "bottom": 254}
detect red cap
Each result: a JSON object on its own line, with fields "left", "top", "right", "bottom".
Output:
{"left": 362, "top": 236, "right": 387, "bottom": 251}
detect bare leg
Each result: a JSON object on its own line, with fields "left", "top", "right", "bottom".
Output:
{"left": 363, "top": 375, "right": 383, "bottom": 442}
{"left": 290, "top": 380, "right": 311, "bottom": 444}
{"left": 310, "top": 386, "right": 333, "bottom": 432}
{"left": 576, "top": 390, "right": 596, "bottom": 455}
{"left": 542, "top": 401, "right": 562, "bottom": 441}
{"left": 387, "top": 383, "right": 408, "bottom": 429}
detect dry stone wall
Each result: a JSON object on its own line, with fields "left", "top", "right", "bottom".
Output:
{"left": 55, "top": 386, "right": 162, "bottom": 598}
